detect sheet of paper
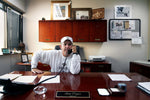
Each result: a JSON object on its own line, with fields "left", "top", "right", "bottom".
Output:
{"left": 13, "top": 76, "right": 37, "bottom": 83}
{"left": 131, "top": 37, "right": 142, "bottom": 44}
{"left": 39, "top": 75, "right": 60, "bottom": 84}
{"left": 0, "top": 74, "right": 22, "bottom": 80}
{"left": 138, "top": 82, "right": 150, "bottom": 91}
{"left": 108, "top": 74, "right": 131, "bottom": 81}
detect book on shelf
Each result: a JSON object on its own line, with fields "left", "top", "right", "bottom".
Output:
{"left": 137, "top": 82, "right": 150, "bottom": 95}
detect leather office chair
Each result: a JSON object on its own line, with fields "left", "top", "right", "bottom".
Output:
{"left": 37, "top": 62, "right": 51, "bottom": 71}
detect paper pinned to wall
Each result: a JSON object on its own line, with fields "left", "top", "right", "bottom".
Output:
{"left": 131, "top": 32, "right": 142, "bottom": 44}
{"left": 131, "top": 37, "right": 142, "bottom": 44}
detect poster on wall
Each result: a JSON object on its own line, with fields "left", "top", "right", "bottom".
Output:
{"left": 115, "top": 5, "right": 132, "bottom": 19}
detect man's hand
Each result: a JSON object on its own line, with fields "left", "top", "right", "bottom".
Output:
{"left": 72, "top": 46, "right": 77, "bottom": 53}
{"left": 32, "top": 68, "right": 44, "bottom": 74}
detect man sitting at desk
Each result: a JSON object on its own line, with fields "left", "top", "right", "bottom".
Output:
{"left": 31, "top": 36, "right": 81, "bottom": 74}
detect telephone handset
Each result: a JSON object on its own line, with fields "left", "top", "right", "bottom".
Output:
{"left": 68, "top": 49, "right": 72, "bottom": 55}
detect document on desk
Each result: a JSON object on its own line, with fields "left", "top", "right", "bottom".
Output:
{"left": 39, "top": 75, "right": 60, "bottom": 84}
{"left": 108, "top": 74, "right": 132, "bottom": 81}
{"left": 137, "top": 82, "right": 150, "bottom": 94}
{"left": 0, "top": 74, "right": 22, "bottom": 80}
{"left": 12, "top": 76, "right": 37, "bottom": 83}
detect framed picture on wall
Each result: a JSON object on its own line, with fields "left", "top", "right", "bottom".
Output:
{"left": 21, "top": 54, "right": 29, "bottom": 63}
{"left": 115, "top": 5, "right": 132, "bottom": 19}
{"left": 71, "top": 8, "right": 92, "bottom": 20}
{"left": 51, "top": 1, "right": 71, "bottom": 20}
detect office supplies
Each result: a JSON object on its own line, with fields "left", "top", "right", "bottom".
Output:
{"left": 12, "top": 76, "right": 37, "bottom": 84}
{"left": 39, "top": 75, "right": 60, "bottom": 83}
{"left": 137, "top": 82, "right": 150, "bottom": 95}
{"left": 97, "top": 88, "right": 110, "bottom": 96}
{"left": 108, "top": 74, "right": 131, "bottom": 81}
{"left": 117, "top": 83, "right": 127, "bottom": 92}
{"left": 0, "top": 74, "right": 22, "bottom": 80}
{"left": 108, "top": 88, "right": 126, "bottom": 96}
{"left": 89, "top": 56, "right": 106, "bottom": 62}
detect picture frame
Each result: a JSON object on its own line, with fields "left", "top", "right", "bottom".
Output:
{"left": 2, "top": 48, "right": 10, "bottom": 54}
{"left": 109, "top": 19, "right": 141, "bottom": 40}
{"left": 71, "top": 8, "right": 92, "bottom": 20}
{"left": 115, "top": 5, "right": 132, "bottom": 19}
{"left": 51, "top": 1, "right": 71, "bottom": 20}
{"left": 92, "top": 8, "right": 105, "bottom": 19}
{"left": 21, "top": 54, "right": 29, "bottom": 63}
{"left": 26, "top": 52, "right": 33, "bottom": 62}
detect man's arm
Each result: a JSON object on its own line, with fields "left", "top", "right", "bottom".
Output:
{"left": 31, "top": 51, "right": 44, "bottom": 74}
{"left": 70, "top": 54, "right": 81, "bottom": 74}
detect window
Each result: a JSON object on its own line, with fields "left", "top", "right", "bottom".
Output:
{"left": 0, "top": 1, "right": 23, "bottom": 53}
{"left": 7, "top": 8, "right": 21, "bottom": 49}
{"left": 0, "top": 3, "right": 6, "bottom": 53}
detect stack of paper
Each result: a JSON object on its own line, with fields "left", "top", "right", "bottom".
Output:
{"left": 108, "top": 74, "right": 132, "bottom": 81}
{"left": 0, "top": 74, "right": 22, "bottom": 80}
{"left": 137, "top": 82, "right": 150, "bottom": 95}
{"left": 12, "top": 76, "right": 37, "bottom": 84}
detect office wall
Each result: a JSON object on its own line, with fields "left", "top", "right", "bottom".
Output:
{"left": 3, "top": 0, "right": 26, "bottom": 12}
{"left": 0, "top": 54, "right": 21, "bottom": 75}
{"left": 23, "top": 0, "right": 149, "bottom": 72}
{"left": 148, "top": 1, "right": 150, "bottom": 60}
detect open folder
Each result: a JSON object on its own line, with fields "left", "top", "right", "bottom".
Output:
{"left": 0, "top": 73, "right": 60, "bottom": 95}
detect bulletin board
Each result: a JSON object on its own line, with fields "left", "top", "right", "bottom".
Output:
{"left": 109, "top": 19, "right": 141, "bottom": 40}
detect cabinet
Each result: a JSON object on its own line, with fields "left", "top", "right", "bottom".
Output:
{"left": 73, "top": 21, "right": 90, "bottom": 42}
{"left": 39, "top": 21, "right": 56, "bottom": 42}
{"left": 89, "top": 20, "right": 107, "bottom": 42}
{"left": 39, "top": 20, "right": 107, "bottom": 42}
{"left": 130, "top": 61, "right": 150, "bottom": 78}
{"left": 81, "top": 61, "right": 111, "bottom": 72}
{"left": 55, "top": 21, "right": 73, "bottom": 42}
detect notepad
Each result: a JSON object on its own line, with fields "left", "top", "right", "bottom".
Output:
{"left": 39, "top": 75, "right": 60, "bottom": 84}
{"left": 12, "top": 76, "right": 37, "bottom": 84}
{"left": 0, "top": 74, "right": 22, "bottom": 80}
{"left": 108, "top": 74, "right": 131, "bottom": 81}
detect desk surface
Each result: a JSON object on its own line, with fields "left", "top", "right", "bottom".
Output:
{"left": 1, "top": 71, "right": 150, "bottom": 100}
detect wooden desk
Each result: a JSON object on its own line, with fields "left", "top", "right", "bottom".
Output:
{"left": 16, "top": 62, "right": 50, "bottom": 71}
{"left": 16, "top": 62, "right": 31, "bottom": 71}
{"left": 1, "top": 71, "right": 150, "bottom": 100}
{"left": 17, "top": 61, "right": 111, "bottom": 72}
{"left": 130, "top": 61, "right": 150, "bottom": 78}
{"left": 81, "top": 61, "right": 111, "bottom": 72}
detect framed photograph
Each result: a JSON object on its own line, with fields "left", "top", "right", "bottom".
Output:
{"left": 51, "top": 1, "right": 71, "bottom": 20}
{"left": 26, "top": 52, "right": 33, "bottom": 62}
{"left": 92, "top": 8, "right": 105, "bottom": 19}
{"left": 115, "top": 5, "right": 132, "bottom": 19}
{"left": 109, "top": 19, "right": 141, "bottom": 40}
{"left": 71, "top": 8, "right": 92, "bottom": 20}
{"left": 21, "top": 54, "right": 29, "bottom": 63}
